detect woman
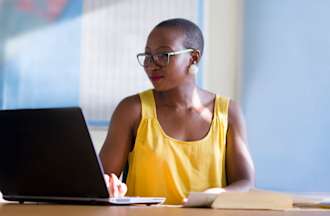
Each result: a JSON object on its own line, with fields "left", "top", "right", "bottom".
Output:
{"left": 100, "top": 18, "right": 255, "bottom": 204}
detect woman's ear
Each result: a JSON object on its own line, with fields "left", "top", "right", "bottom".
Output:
{"left": 190, "top": 49, "right": 201, "bottom": 64}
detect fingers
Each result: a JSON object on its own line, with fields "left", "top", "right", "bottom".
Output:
{"left": 106, "top": 173, "right": 127, "bottom": 197}
{"left": 104, "top": 174, "right": 110, "bottom": 188}
{"left": 109, "top": 173, "right": 118, "bottom": 197}
{"left": 203, "top": 187, "right": 226, "bottom": 194}
{"left": 118, "top": 181, "right": 127, "bottom": 195}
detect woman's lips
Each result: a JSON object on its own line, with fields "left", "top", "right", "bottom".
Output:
{"left": 150, "top": 75, "right": 164, "bottom": 81}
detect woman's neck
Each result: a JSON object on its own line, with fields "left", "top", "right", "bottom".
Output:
{"left": 154, "top": 83, "right": 203, "bottom": 109}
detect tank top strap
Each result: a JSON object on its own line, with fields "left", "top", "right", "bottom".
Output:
{"left": 139, "top": 89, "right": 156, "bottom": 119}
{"left": 214, "top": 95, "right": 230, "bottom": 124}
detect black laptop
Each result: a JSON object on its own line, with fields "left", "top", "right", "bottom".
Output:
{"left": 0, "top": 107, "right": 165, "bottom": 205}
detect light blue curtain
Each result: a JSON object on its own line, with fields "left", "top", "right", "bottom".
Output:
{"left": 0, "top": 0, "right": 82, "bottom": 109}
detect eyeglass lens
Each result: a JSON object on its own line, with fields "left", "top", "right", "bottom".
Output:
{"left": 138, "top": 53, "right": 169, "bottom": 67}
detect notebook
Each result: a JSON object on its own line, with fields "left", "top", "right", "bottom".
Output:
{"left": 0, "top": 107, "right": 165, "bottom": 205}
{"left": 184, "top": 189, "right": 330, "bottom": 210}
{"left": 183, "top": 189, "right": 293, "bottom": 209}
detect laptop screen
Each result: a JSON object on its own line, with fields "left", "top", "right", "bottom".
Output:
{"left": 0, "top": 107, "right": 109, "bottom": 199}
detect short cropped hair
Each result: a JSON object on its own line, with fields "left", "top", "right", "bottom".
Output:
{"left": 155, "top": 18, "right": 204, "bottom": 56}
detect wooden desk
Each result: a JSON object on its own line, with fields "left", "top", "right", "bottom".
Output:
{"left": 1, "top": 202, "right": 330, "bottom": 216}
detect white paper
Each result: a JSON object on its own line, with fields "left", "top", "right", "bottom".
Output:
{"left": 183, "top": 192, "right": 220, "bottom": 208}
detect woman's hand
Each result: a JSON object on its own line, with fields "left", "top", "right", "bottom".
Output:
{"left": 104, "top": 173, "right": 127, "bottom": 197}
{"left": 203, "top": 187, "right": 226, "bottom": 194}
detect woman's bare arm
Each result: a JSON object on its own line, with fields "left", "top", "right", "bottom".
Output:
{"left": 224, "top": 100, "right": 255, "bottom": 191}
{"left": 205, "top": 100, "right": 255, "bottom": 193}
{"left": 99, "top": 95, "right": 141, "bottom": 177}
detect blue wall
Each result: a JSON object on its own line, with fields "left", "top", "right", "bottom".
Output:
{"left": 243, "top": 0, "right": 330, "bottom": 192}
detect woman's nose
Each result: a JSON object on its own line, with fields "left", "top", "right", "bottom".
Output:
{"left": 145, "top": 60, "right": 161, "bottom": 71}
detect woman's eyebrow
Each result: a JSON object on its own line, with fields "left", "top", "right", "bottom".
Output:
{"left": 157, "top": 46, "right": 173, "bottom": 50}
{"left": 145, "top": 46, "right": 174, "bottom": 52}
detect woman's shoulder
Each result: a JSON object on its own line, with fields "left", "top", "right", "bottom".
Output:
{"left": 227, "top": 99, "right": 245, "bottom": 127}
{"left": 117, "top": 94, "right": 141, "bottom": 109}
{"left": 199, "top": 89, "right": 216, "bottom": 106}
{"left": 200, "top": 88, "right": 233, "bottom": 116}
{"left": 203, "top": 89, "right": 229, "bottom": 103}
{"left": 116, "top": 93, "right": 141, "bottom": 112}
{"left": 202, "top": 91, "right": 243, "bottom": 127}
{"left": 111, "top": 94, "right": 141, "bottom": 125}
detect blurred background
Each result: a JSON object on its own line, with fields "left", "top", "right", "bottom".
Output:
{"left": 0, "top": 0, "right": 329, "bottom": 193}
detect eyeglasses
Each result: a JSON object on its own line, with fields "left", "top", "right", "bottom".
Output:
{"left": 136, "top": 49, "right": 194, "bottom": 67}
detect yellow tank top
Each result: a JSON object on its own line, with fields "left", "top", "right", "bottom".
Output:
{"left": 126, "top": 89, "right": 229, "bottom": 204}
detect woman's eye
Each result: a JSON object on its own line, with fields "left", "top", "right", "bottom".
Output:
{"left": 158, "top": 53, "right": 168, "bottom": 58}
